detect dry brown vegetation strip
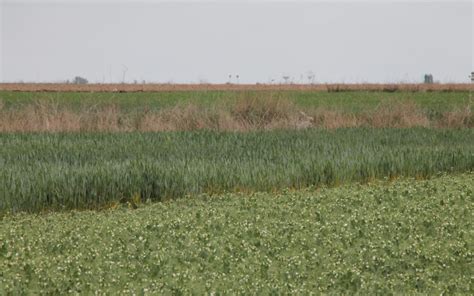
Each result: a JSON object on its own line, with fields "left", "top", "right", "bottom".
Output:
{"left": 0, "top": 83, "right": 472, "bottom": 92}
{"left": 0, "top": 96, "right": 472, "bottom": 132}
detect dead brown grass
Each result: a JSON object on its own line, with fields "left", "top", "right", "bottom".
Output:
{"left": 437, "top": 106, "right": 473, "bottom": 128}
{"left": 0, "top": 96, "right": 472, "bottom": 132}
{"left": 368, "top": 101, "right": 431, "bottom": 128}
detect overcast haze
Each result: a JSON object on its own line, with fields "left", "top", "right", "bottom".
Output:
{"left": 1, "top": 1, "right": 472, "bottom": 83}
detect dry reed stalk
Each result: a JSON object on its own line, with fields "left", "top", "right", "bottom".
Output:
{"left": 310, "top": 109, "right": 362, "bottom": 129}
{"left": 0, "top": 98, "right": 472, "bottom": 132}
{"left": 369, "top": 101, "right": 430, "bottom": 128}
{"left": 438, "top": 106, "right": 473, "bottom": 128}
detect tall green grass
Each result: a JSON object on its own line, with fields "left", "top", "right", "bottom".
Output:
{"left": 1, "top": 128, "right": 473, "bottom": 213}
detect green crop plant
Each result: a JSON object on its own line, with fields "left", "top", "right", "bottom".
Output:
{"left": 0, "top": 174, "right": 472, "bottom": 294}
{"left": 0, "top": 128, "right": 472, "bottom": 213}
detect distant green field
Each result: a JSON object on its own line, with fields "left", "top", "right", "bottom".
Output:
{"left": 1, "top": 128, "right": 473, "bottom": 213}
{"left": 1, "top": 174, "right": 472, "bottom": 294}
{"left": 1, "top": 90, "right": 472, "bottom": 113}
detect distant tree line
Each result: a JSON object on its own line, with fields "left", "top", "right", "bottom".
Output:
{"left": 72, "top": 76, "right": 88, "bottom": 84}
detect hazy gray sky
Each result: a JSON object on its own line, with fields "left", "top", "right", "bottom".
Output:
{"left": 1, "top": 1, "right": 472, "bottom": 83}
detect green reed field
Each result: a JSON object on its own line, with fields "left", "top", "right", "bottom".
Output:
{"left": 1, "top": 90, "right": 472, "bottom": 112}
{"left": 1, "top": 174, "right": 472, "bottom": 294}
{"left": 1, "top": 128, "right": 473, "bottom": 213}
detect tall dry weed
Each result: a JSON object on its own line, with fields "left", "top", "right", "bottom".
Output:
{"left": 230, "top": 93, "right": 297, "bottom": 128}
{"left": 310, "top": 109, "right": 361, "bottom": 129}
{"left": 369, "top": 101, "right": 430, "bottom": 128}
{"left": 139, "top": 104, "right": 211, "bottom": 131}
{"left": 438, "top": 106, "right": 473, "bottom": 128}
{"left": 0, "top": 97, "right": 472, "bottom": 132}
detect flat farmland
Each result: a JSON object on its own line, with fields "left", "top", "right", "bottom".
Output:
{"left": 1, "top": 89, "right": 472, "bottom": 110}
{"left": 0, "top": 86, "right": 473, "bottom": 294}
{"left": 1, "top": 82, "right": 472, "bottom": 92}
{"left": 0, "top": 89, "right": 472, "bottom": 132}
{"left": 1, "top": 174, "right": 472, "bottom": 294}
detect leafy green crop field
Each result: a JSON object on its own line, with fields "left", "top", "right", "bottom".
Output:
{"left": 1, "top": 128, "right": 473, "bottom": 213}
{"left": 1, "top": 174, "right": 472, "bottom": 294}
{"left": 1, "top": 90, "right": 472, "bottom": 113}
